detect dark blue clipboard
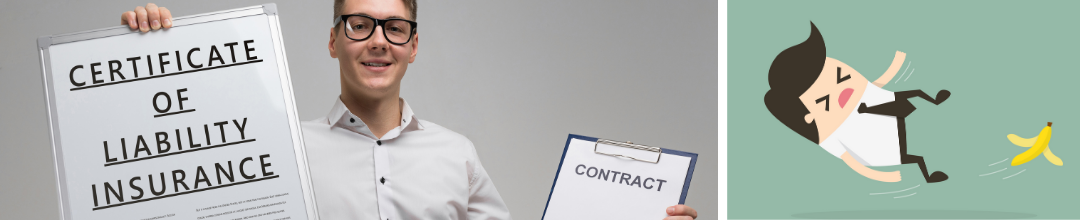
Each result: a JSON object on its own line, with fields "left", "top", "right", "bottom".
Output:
{"left": 541, "top": 134, "right": 698, "bottom": 219}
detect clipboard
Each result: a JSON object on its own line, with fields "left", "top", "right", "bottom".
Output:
{"left": 541, "top": 134, "right": 698, "bottom": 219}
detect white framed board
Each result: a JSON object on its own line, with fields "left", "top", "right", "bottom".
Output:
{"left": 37, "top": 4, "right": 319, "bottom": 220}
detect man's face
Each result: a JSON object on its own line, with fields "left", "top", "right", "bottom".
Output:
{"left": 798, "top": 57, "right": 868, "bottom": 140}
{"left": 329, "top": 0, "right": 417, "bottom": 99}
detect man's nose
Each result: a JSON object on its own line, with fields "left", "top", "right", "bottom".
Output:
{"left": 366, "top": 26, "right": 390, "bottom": 51}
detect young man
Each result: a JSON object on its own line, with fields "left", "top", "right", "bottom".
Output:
{"left": 122, "top": 1, "right": 698, "bottom": 219}
{"left": 763, "top": 22, "right": 950, "bottom": 183}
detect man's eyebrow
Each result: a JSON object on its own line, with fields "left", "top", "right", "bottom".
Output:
{"left": 343, "top": 13, "right": 408, "bottom": 20}
{"left": 836, "top": 67, "right": 851, "bottom": 84}
{"left": 343, "top": 12, "right": 372, "bottom": 17}
{"left": 816, "top": 95, "right": 830, "bottom": 111}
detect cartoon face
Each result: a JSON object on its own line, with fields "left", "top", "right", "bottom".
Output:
{"left": 798, "top": 57, "right": 869, "bottom": 141}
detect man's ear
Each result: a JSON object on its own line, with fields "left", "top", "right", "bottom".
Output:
{"left": 408, "top": 32, "right": 418, "bottom": 63}
{"left": 804, "top": 113, "right": 814, "bottom": 124}
{"left": 328, "top": 26, "right": 338, "bottom": 58}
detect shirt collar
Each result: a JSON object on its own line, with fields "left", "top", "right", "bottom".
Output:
{"left": 325, "top": 97, "right": 424, "bottom": 140}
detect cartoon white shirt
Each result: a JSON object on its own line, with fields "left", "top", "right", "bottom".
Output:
{"left": 818, "top": 82, "right": 901, "bottom": 166}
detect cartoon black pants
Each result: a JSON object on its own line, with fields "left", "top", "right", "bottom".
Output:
{"left": 858, "top": 90, "right": 951, "bottom": 183}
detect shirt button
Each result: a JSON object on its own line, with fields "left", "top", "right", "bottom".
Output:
{"left": 376, "top": 140, "right": 382, "bottom": 146}
{"left": 380, "top": 177, "right": 386, "bottom": 184}
{"left": 350, "top": 118, "right": 355, "bottom": 123}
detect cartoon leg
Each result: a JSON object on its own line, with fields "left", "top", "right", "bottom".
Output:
{"left": 895, "top": 90, "right": 950, "bottom": 105}
{"left": 900, "top": 154, "right": 948, "bottom": 183}
{"left": 898, "top": 118, "right": 949, "bottom": 183}
{"left": 859, "top": 100, "right": 916, "bottom": 118}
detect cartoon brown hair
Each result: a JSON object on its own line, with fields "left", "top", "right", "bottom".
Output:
{"left": 764, "top": 22, "right": 826, "bottom": 143}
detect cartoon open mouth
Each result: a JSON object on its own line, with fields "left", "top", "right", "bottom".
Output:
{"left": 839, "top": 88, "right": 854, "bottom": 108}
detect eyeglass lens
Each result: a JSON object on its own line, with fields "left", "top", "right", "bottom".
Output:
{"left": 344, "top": 16, "right": 413, "bottom": 44}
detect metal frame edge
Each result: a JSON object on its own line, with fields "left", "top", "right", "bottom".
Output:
{"left": 39, "top": 39, "right": 72, "bottom": 220}
{"left": 261, "top": 3, "right": 323, "bottom": 219}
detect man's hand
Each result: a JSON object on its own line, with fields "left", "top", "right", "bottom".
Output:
{"left": 892, "top": 50, "right": 907, "bottom": 66}
{"left": 121, "top": 3, "right": 173, "bottom": 32}
{"left": 664, "top": 205, "right": 697, "bottom": 220}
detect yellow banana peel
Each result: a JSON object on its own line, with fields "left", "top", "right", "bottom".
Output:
{"left": 1011, "top": 122, "right": 1055, "bottom": 166}
{"left": 1009, "top": 130, "right": 1064, "bottom": 166}
{"left": 1044, "top": 147, "right": 1064, "bottom": 166}
{"left": 1007, "top": 134, "right": 1036, "bottom": 147}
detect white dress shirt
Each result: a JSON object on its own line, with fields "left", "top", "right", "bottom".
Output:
{"left": 818, "top": 82, "right": 901, "bottom": 167}
{"left": 301, "top": 97, "right": 512, "bottom": 220}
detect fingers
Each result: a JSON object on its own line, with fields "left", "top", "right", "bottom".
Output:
{"left": 666, "top": 205, "right": 698, "bottom": 219}
{"left": 662, "top": 217, "right": 694, "bottom": 220}
{"left": 121, "top": 11, "right": 138, "bottom": 29}
{"left": 125, "top": 4, "right": 172, "bottom": 32}
{"left": 159, "top": 7, "right": 173, "bottom": 28}
{"left": 146, "top": 3, "right": 161, "bottom": 30}
{"left": 135, "top": 6, "right": 149, "bottom": 32}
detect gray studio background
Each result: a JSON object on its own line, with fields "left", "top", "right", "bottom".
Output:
{"left": 0, "top": 0, "right": 718, "bottom": 219}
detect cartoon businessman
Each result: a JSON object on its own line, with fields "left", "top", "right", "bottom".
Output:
{"left": 764, "top": 22, "right": 951, "bottom": 183}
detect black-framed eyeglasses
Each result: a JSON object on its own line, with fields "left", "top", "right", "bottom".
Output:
{"left": 333, "top": 14, "right": 418, "bottom": 45}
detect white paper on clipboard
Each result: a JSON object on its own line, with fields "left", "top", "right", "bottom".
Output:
{"left": 542, "top": 134, "right": 698, "bottom": 220}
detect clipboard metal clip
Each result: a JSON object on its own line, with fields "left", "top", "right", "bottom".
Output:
{"left": 594, "top": 139, "right": 662, "bottom": 163}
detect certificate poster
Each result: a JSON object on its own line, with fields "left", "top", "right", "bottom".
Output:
{"left": 38, "top": 5, "right": 318, "bottom": 220}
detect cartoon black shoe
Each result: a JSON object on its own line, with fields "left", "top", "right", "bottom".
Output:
{"left": 926, "top": 171, "right": 948, "bottom": 183}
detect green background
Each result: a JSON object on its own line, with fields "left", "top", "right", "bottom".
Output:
{"left": 729, "top": 0, "right": 1079, "bottom": 219}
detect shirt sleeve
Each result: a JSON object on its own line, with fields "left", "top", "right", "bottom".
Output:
{"left": 818, "top": 136, "right": 847, "bottom": 159}
{"left": 466, "top": 141, "right": 513, "bottom": 220}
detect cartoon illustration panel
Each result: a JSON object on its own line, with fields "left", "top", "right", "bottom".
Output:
{"left": 730, "top": 1, "right": 1078, "bottom": 219}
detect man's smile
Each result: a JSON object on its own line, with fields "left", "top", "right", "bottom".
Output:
{"left": 360, "top": 58, "right": 392, "bottom": 72}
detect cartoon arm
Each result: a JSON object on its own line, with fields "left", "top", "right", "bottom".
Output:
{"left": 841, "top": 151, "right": 901, "bottom": 182}
{"left": 871, "top": 51, "right": 907, "bottom": 88}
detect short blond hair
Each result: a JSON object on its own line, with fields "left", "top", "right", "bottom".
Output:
{"left": 334, "top": 0, "right": 417, "bottom": 23}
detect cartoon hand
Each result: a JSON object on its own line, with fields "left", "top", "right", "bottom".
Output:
{"left": 893, "top": 51, "right": 907, "bottom": 64}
